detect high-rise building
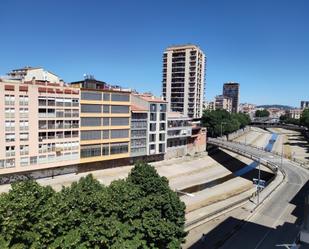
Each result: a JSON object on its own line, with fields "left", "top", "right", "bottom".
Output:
{"left": 223, "top": 82, "right": 240, "bottom": 113}
{"left": 0, "top": 68, "right": 80, "bottom": 174}
{"left": 162, "top": 44, "right": 206, "bottom": 119}
{"left": 301, "top": 101, "right": 309, "bottom": 110}
{"left": 215, "top": 95, "right": 233, "bottom": 113}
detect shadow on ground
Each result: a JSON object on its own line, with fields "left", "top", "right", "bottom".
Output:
{"left": 209, "top": 149, "right": 274, "bottom": 184}
{"left": 187, "top": 180, "right": 309, "bottom": 249}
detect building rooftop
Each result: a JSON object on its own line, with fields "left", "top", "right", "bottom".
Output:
{"left": 131, "top": 104, "right": 148, "bottom": 112}
{"left": 167, "top": 112, "right": 191, "bottom": 120}
{"left": 135, "top": 93, "right": 167, "bottom": 103}
{"left": 165, "top": 44, "right": 202, "bottom": 51}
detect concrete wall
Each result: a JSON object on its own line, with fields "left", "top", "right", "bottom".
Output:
{"left": 219, "top": 126, "right": 251, "bottom": 141}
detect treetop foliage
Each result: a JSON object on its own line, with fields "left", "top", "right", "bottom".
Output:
{"left": 202, "top": 109, "right": 251, "bottom": 137}
{"left": 0, "top": 163, "right": 186, "bottom": 249}
{"left": 255, "top": 109, "right": 270, "bottom": 117}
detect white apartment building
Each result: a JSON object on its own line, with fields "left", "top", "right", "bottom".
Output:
{"left": 162, "top": 44, "right": 206, "bottom": 119}
{"left": 215, "top": 95, "right": 233, "bottom": 113}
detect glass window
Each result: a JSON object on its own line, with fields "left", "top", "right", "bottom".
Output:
{"left": 102, "top": 130, "right": 109, "bottom": 139}
{"left": 150, "top": 123, "right": 156, "bottom": 131}
{"left": 102, "top": 144, "right": 109, "bottom": 155}
{"left": 111, "top": 117, "right": 129, "bottom": 126}
{"left": 81, "top": 118, "right": 101, "bottom": 127}
{"left": 111, "top": 129, "right": 129, "bottom": 139}
{"left": 81, "top": 130, "right": 101, "bottom": 140}
{"left": 150, "top": 113, "right": 156, "bottom": 121}
{"left": 110, "top": 142, "right": 128, "bottom": 155}
{"left": 149, "top": 134, "right": 155, "bottom": 142}
{"left": 103, "top": 118, "right": 110, "bottom": 126}
{"left": 80, "top": 144, "right": 101, "bottom": 158}
{"left": 103, "top": 105, "right": 110, "bottom": 113}
{"left": 111, "top": 93, "right": 130, "bottom": 102}
{"left": 81, "top": 104, "right": 101, "bottom": 113}
{"left": 150, "top": 104, "right": 157, "bottom": 112}
{"left": 111, "top": 105, "right": 129, "bottom": 114}
{"left": 81, "top": 91, "right": 102, "bottom": 101}
{"left": 20, "top": 157, "right": 29, "bottom": 167}
{"left": 160, "top": 104, "right": 167, "bottom": 112}
{"left": 20, "top": 133, "right": 29, "bottom": 141}
{"left": 5, "top": 133, "right": 15, "bottom": 142}
{"left": 103, "top": 93, "right": 110, "bottom": 101}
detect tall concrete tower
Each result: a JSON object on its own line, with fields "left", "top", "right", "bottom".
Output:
{"left": 162, "top": 44, "right": 206, "bottom": 119}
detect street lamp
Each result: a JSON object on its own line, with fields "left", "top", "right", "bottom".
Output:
{"left": 221, "top": 122, "right": 227, "bottom": 138}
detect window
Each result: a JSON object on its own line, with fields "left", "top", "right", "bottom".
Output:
{"left": 111, "top": 117, "right": 129, "bottom": 126}
{"left": 20, "top": 120, "right": 29, "bottom": 131}
{"left": 5, "top": 133, "right": 15, "bottom": 142}
{"left": 160, "top": 104, "right": 167, "bottom": 112}
{"left": 80, "top": 144, "right": 101, "bottom": 158}
{"left": 103, "top": 93, "right": 110, "bottom": 101}
{"left": 131, "top": 130, "right": 146, "bottom": 137}
{"left": 81, "top": 117, "right": 101, "bottom": 127}
{"left": 149, "top": 134, "right": 155, "bottom": 142}
{"left": 111, "top": 129, "right": 129, "bottom": 139}
{"left": 81, "top": 91, "right": 102, "bottom": 101}
{"left": 111, "top": 105, "right": 129, "bottom": 113}
{"left": 150, "top": 113, "right": 157, "bottom": 121}
{"left": 103, "top": 118, "right": 110, "bottom": 126}
{"left": 5, "top": 159, "right": 15, "bottom": 168}
{"left": 20, "top": 108, "right": 29, "bottom": 118}
{"left": 5, "top": 121, "right": 15, "bottom": 132}
{"left": 81, "top": 130, "right": 101, "bottom": 140}
{"left": 159, "top": 144, "right": 165, "bottom": 153}
{"left": 81, "top": 104, "right": 101, "bottom": 113}
{"left": 102, "top": 144, "right": 109, "bottom": 155}
{"left": 150, "top": 123, "right": 156, "bottom": 131}
{"left": 19, "top": 95, "right": 29, "bottom": 106}
{"left": 111, "top": 93, "right": 130, "bottom": 102}
{"left": 5, "top": 108, "right": 15, "bottom": 118}
{"left": 20, "top": 133, "right": 29, "bottom": 141}
{"left": 159, "top": 133, "right": 165, "bottom": 141}
{"left": 150, "top": 104, "right": 157, "bottom": 112}
{"left": 30, "top": 156, "right": 37, "bottom": 165}
{"left": 5, "top": 95, "right": 15, "bottom": 105}
{"left": 103, "top": 105, "right": 110, "bottom": 113}
{"left": 20, "top": 145, "right": 29, "bottom": 155}
{"left": 55, "top": 98, "right": 63, "bottom": 106}
{"left": 110, "top": 142, "right": 128, "bottom": 155}
{"left": 102, "top": 130, "right": 109, "bottom": 139}
{"left": 160, "top": 123, "right": 165, "bottom": 131}
{"left": 20, "top": 157, "right": 29, "bottom": 167}
{"left": 160, "top": 113, "right": 166, "bottom": 121}
{"left": 5, "top": 146, "right": 15, "bottom": 157}
{"left": 47, "top": 97, "right": 55, "bottom": 106}
{"left": 72, "top": 98, "right": 79, "bottom": 106}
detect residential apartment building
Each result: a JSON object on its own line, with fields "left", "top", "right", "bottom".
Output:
{"left": 131, "top": 94, "right": 167, "bottom": 157}
{"left": 130, "top": 105, "right": 148, "bottom": 157}
{"left": 0, "top": 68, "right": 80, "bottom": 174}
{"left": 215, "top": 95, "right": 233, "bottom": 113}
{"left": 70, "top": 78, "right": 131, "bottom": 164}
{"left": 301, "top": 101, "right": 309, "bottom": 110}
{"left": 286, "top": 109, "right": 302, "bottom": 119}
{"left": 166, "top": 112, "right": 192, "bottom": 148}
{"left": 162, "top": 44, "right": 206, "bottom": 119}
{"left": 223, "top": 82, "right": 240, "bottom": 113}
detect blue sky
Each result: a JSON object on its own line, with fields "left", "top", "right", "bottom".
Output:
{"left": 0, "top": 0, "right": 308, "bottom": 107}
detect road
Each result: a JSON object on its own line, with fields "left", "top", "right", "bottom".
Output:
{"left": 208, "top": 138, "right": 309, "bottom": 249}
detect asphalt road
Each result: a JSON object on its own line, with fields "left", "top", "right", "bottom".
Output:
{"left": 208, "top": 138, "right": 309, "bottom": 249}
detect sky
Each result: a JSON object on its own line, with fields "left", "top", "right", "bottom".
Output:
{"left": 0, "top": 0, "right": 308, "bottom": 107}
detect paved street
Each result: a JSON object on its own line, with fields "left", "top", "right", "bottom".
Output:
{"left": 207, "top": 136, "right": 309, "bottom": 249}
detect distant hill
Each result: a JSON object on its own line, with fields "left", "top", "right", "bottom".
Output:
{"left": 256, "top": 105, "right": 294, "bottom": 110}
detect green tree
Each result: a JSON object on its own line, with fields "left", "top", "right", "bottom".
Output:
{"left": 300, "top": 109, "right": 309, "bottom": 129}
{"left": 255, "top": 109, "right": 270, "bottom": 117}
{"left": 202, "top": 109, "right": 250, "bottom": 137}
{"left": 0, "top": 165, "right": 187, "bottom": 249}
